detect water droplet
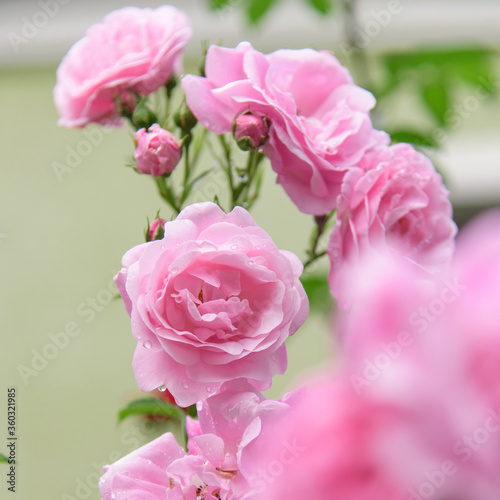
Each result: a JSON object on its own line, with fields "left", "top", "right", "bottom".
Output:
{"left": 239, "top": 174, "right": 248, "bottom": 183}
{"left": 206, "top": 386, "right": 212, "bottom": 393}
{"left": 143, "top": 340, "right": 152, "bottom": 349}
{"left": 247, "top": 260, "right": 255, "bottom": 266}
{"left": 231, "top": 244, "right": 239, "bottom": 251}
{"left": 196, "top": 401, "right": 204, "bottom": 412}
{"left": 170, "top": 267, "right": 179, "bottom": 275}
{"left": 100, "top": 478, "right": 106, "bottom": 484}
{"left": 158, "top": 384, "right": 167, "bottom": 392}
{"left": 242, "top": 202, "right": 249, "bottom": 208}
{"left": 161, "top": 244, "right": 165, "bottom": 250}
{"left": 111, "top": 493, "right": 116, "bottom": 499}
{"left": 183, "top": 382, "right": 189, "bottom": 389}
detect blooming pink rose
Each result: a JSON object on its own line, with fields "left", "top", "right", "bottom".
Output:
{"left": 99, "top": 432, "right": 229, "bottom": 499}
{"left": 135, "top": 124, "right": 182, "bottom": 177}
{"left": 54, "top": 6, "right": 191, "bottom": 128}
{"left": 189, "top": 380, "right": 300, "bottom": 498}
{"left": 115, "top": 202, "right": 308, "bottom": 407}
{"left": 328, "top": 143, "right": 457, "bottom": 308}
{"left": 183, "top": 42, "right": 387, "bottom": 215}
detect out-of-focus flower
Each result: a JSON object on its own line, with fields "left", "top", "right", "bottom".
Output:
{"left": 327, "top": 143, "right": 457, "bottom": 308}
{"left": 134, "top": 125, "right": 182, "bottom": 177}
{"left": 183, "top": 42, "right": 386, "bottom": 215}
{"left": 54, "top": 6, "right": 191, "bottom": 128}
{"left": 115, "top": 202, "right": 308, "bottom": 407}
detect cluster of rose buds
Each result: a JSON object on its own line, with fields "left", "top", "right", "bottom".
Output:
{"left": 51, "top": 4, "right": 500, "bottom": 500}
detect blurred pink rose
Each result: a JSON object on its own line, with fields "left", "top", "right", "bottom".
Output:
{"left": 328, "top": 143, "right": 456, "bottom": 308}
{"left": 334, "top": 211, "right": 500, "bottom": 499}
{"left": 54, "top": 6, "right": 191, "bottom": 128}
{"left": 115, "top": 202, "right": 308, "bottom": 407}
{"left": 99, "top": 432, "right": 229, "bottom": 499}
{"left": 262, "top": 378, "right": 407, "bottom": 500}
{"left": 183, "top": 42, "right": 386, "bottom": 215}
{"left": 134, "top": 124, "right": 182, "bottom": 177}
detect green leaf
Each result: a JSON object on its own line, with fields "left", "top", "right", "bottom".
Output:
{"left": 306, "top": 0, "right": 333, "bottom": 14}
{"left": 208, "top": 0, "right": 233, "bottom": 9}
{"left": 247, "top": 0, "right": 278, "bottom": 24}
{"left": 0, "top": 453, "right": 9, "bottom": 464}
{"left": 118, "top": 397, "right": 185, "bottom": 423}
{"left": 389, "top": 129, "right": 438, "bottom": 148}
{"left": 300, "top": 273, "right": 332, "bottom": 313}
{"left": 421, "top": 80, "right": 449, "bottom": 127}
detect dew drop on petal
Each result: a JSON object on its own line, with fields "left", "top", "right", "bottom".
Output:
{"left": 183, "top": 382, "right": 189, "bottom": 389}
{"left": 158, "top": 384, "right": 167, "bottom": 392}
{"left": 143, "top": 340, "right": 152, "bottom": 349}
{"left": 206, "top": 386, "right": 212, "bottom": 393}
{"left": 196, "top": 401, "right": 203, "bottom": 412}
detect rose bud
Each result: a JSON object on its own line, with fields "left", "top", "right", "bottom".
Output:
{"left": 232, "top": 112, "right": 269, "bottom": 151}
{"left": 146, "top": 217, "right": 166, "bottom": 242}
{"left": 134, "top": 124, "right": 181, "bottom": 177}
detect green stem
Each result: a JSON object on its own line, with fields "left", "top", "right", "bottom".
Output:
{"left": 303, "top": 251, "right": 327, "bottom": 271}
{"left": 302, "top": 213, "right": 333, "bottom": 270}
{"left": 154, "top": 176, "right": 180, "bottom": 214}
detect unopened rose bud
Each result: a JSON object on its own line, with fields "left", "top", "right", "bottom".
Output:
{"left": 232, "top": 112, "right": 270, "bottom": 151}
{"left": 146, "top": 217, "right": 166, "bottom": 242}
{"left": 134, "top": 124, "right": 181, "bottom": 177}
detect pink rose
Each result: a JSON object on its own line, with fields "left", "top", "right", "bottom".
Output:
{"left": 99, "top": 432, "right": 229, "bottom": 499}
{"left": 328, "top": 143, "right": 457, "bottom": 307}
{"left": 182, "top": 42, "right": 386, "bottom": 215}
{"left": 134, "top": 124, "right": 182, "bottom": 177}
{"left": 232, "top": 112, "right": 270, "bottom": 150}
{"left": 115, "top": 202, "right": 308, "bottom": 407}
{"left": 261, "top": 378, "right": 408, "bottom": 500}
{"left": 54, "top": 6, "right": 191, "bottom": 128}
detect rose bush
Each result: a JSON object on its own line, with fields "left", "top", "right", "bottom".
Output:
{"left": 54, "top": 6, "right": 191, "bottom": 128}
{"left": 115, "top": 202, "right": 308, "bottom": 407}
{"left": 183, "top": 42, "right": 386, "bottom": 215}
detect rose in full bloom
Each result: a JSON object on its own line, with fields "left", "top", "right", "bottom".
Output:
{"left": 115, "top": 202, "right": 308, "bottom": 407}
{"left": 183, "top": 42, "right": 386, "bottom": 215}
{"left": 99, "top": 432, "right": 229, "bottom": 499}
{"left": 189, "top": 380, "right": 301, "bottom": 498}
{"left": 134, "top": 124, "right": 182, "bottom": 177}
{"left": 327, "top": 143, "right": 457, "bottom": 307}
{"left": 54, "top": 6, "right": 191, "bottom": 128}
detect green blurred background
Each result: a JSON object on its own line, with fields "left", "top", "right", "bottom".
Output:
{"left": 1, "top": 0, "right": 499, "bottom": 498}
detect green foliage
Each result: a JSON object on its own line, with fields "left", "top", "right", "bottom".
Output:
{"left": 379, "top": 47, "right": 498, "bottom": 133}
{"left": 307, "top": 0, "right": 334, "bottom": 15}
{"left": 117, "top": 397, "right": 185, "bottom": 423}
{"left": 247, "top": 0, "right": 279, "bottom": 24}
{"left": 301, "top": 273, "right": 332, "bottom": 313}
{"left": 389, "top": 129, "right": 438, "bottom": 148}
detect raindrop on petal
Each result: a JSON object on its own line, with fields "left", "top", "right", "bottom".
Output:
{"left": 158, "top": 384, "right": 167, "bottom": 392}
